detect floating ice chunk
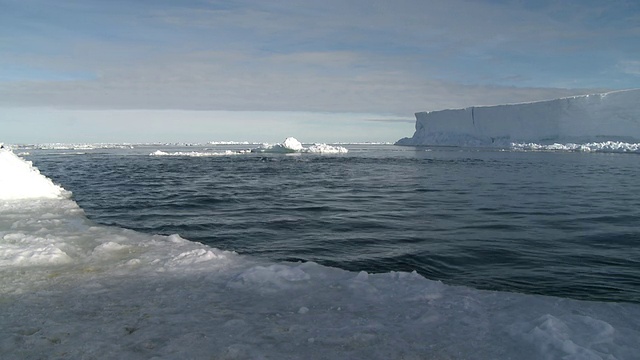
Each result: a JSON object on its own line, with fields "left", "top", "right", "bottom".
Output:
{"left": 0, "top": 149, "right": 70, "bottom": 200}
{"left": 252, "top": 137, "right": 348, "bottom": 154}
{"left": 307, "top": 143, "right": 349, "bottom": 153}
{"left": 511, "top": 141, "right": 640, "bottom": 153}
{"left": 150, "top": 149, "right": 249, "bottom": 156}
{"left": 253, "top": 137, "right": 304, "bottom": 153}
{"left": 282, "top": 137, "right": 304, "bottom": 151}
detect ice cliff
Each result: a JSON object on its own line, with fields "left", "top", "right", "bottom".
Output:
{"left": 396, "top": 89, "right": 640, "bottom": 146}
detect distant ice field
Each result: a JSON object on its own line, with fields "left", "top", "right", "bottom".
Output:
{"left": 2, "top": 143, "right": 640, "bottom": 359}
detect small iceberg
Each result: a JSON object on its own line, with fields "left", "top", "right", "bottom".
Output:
{"left": 252, "top": 137, "right": 348, "bottom": 154}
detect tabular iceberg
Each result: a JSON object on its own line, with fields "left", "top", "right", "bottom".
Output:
{"left": 396, "top": 89, "right": 640, "bottom": 146}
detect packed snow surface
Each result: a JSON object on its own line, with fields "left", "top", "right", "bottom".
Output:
{"left": 397, "top": 89, "right": 640, "bottom": 146}
{"left": 1, "top": 149, "right": 639, "bottom": 359}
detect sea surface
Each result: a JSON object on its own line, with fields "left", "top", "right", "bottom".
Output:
{"left": 25, "top": 143, "right": 640, "bottom": 304}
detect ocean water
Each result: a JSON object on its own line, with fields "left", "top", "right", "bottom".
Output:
{"left": 3, "top": 143, "right": 640, "bottom": 359}
{"left": 26, "top": 143, "right": 640, "bottom": 304}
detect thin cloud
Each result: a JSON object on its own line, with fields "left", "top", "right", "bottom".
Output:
{"left": 364, "top": 118, "right": 416, "bottom": 124}
{"left": 1, "top": 0, "right": 638, "bottom": 115}
{"left": 618, "top": 60, "right": 640, "bottom": 76}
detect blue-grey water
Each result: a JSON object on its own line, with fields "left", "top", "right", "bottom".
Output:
{"left": 27, "top": 144, "right": 640, "bottom": 304}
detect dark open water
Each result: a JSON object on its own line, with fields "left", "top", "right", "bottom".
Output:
{"left": 28, "top": 144, "right": 640, "bottom": 304}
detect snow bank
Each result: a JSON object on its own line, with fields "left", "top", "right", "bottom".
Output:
{"left": 1, "top": 150, "right": 639, "bottom": 359}
{"left": 0, "top": 149, "right": 70, "bottom": 200}
{"left": 397, "top": 89, "right": 640, "bottom": 146}
{"left": 306, "top": 143, "right": 349, "bottom": 154}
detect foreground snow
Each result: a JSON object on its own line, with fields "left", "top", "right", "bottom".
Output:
{"left": 1, "top": 149, "right": 639, "bottom": 359}
{"left": 0, "top": 150, "right": 70, "bottom": 200}
{"left": 397, "top": 89, "right": 640, "bottom": 146}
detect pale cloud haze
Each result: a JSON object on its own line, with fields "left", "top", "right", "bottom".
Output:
{"left": 1, "top": 0, "right": 639, "bottom": 143}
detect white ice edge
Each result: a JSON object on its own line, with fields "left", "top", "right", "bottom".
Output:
{"left": 0, "top": 149, "right": 70, "bottom": 200}
{"left": 1, "top": 148, "right": 639, "bottom": 359}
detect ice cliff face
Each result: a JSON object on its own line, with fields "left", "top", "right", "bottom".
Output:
{"left": 396, "top": 89, "right": 640, "bottom": 146}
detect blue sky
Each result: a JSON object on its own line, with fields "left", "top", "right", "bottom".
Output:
{"left": 1, "top": 0, "right": 639, "bottom": 143}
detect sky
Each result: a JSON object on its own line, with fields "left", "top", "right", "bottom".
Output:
{"left": 1, "top": 0, "right": 639, "bottom": 143}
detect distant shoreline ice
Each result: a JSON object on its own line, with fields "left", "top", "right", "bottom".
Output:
{"left": 150, "top": 137, "right": 349, "bottom": 156}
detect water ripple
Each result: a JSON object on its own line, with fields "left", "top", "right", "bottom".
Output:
{"left": 31, "top": 146, "right": 640, "bottom": 303}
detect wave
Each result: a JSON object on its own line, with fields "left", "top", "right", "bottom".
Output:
{"left": 0, "top": 148, "right": 638, "bottom": 359}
